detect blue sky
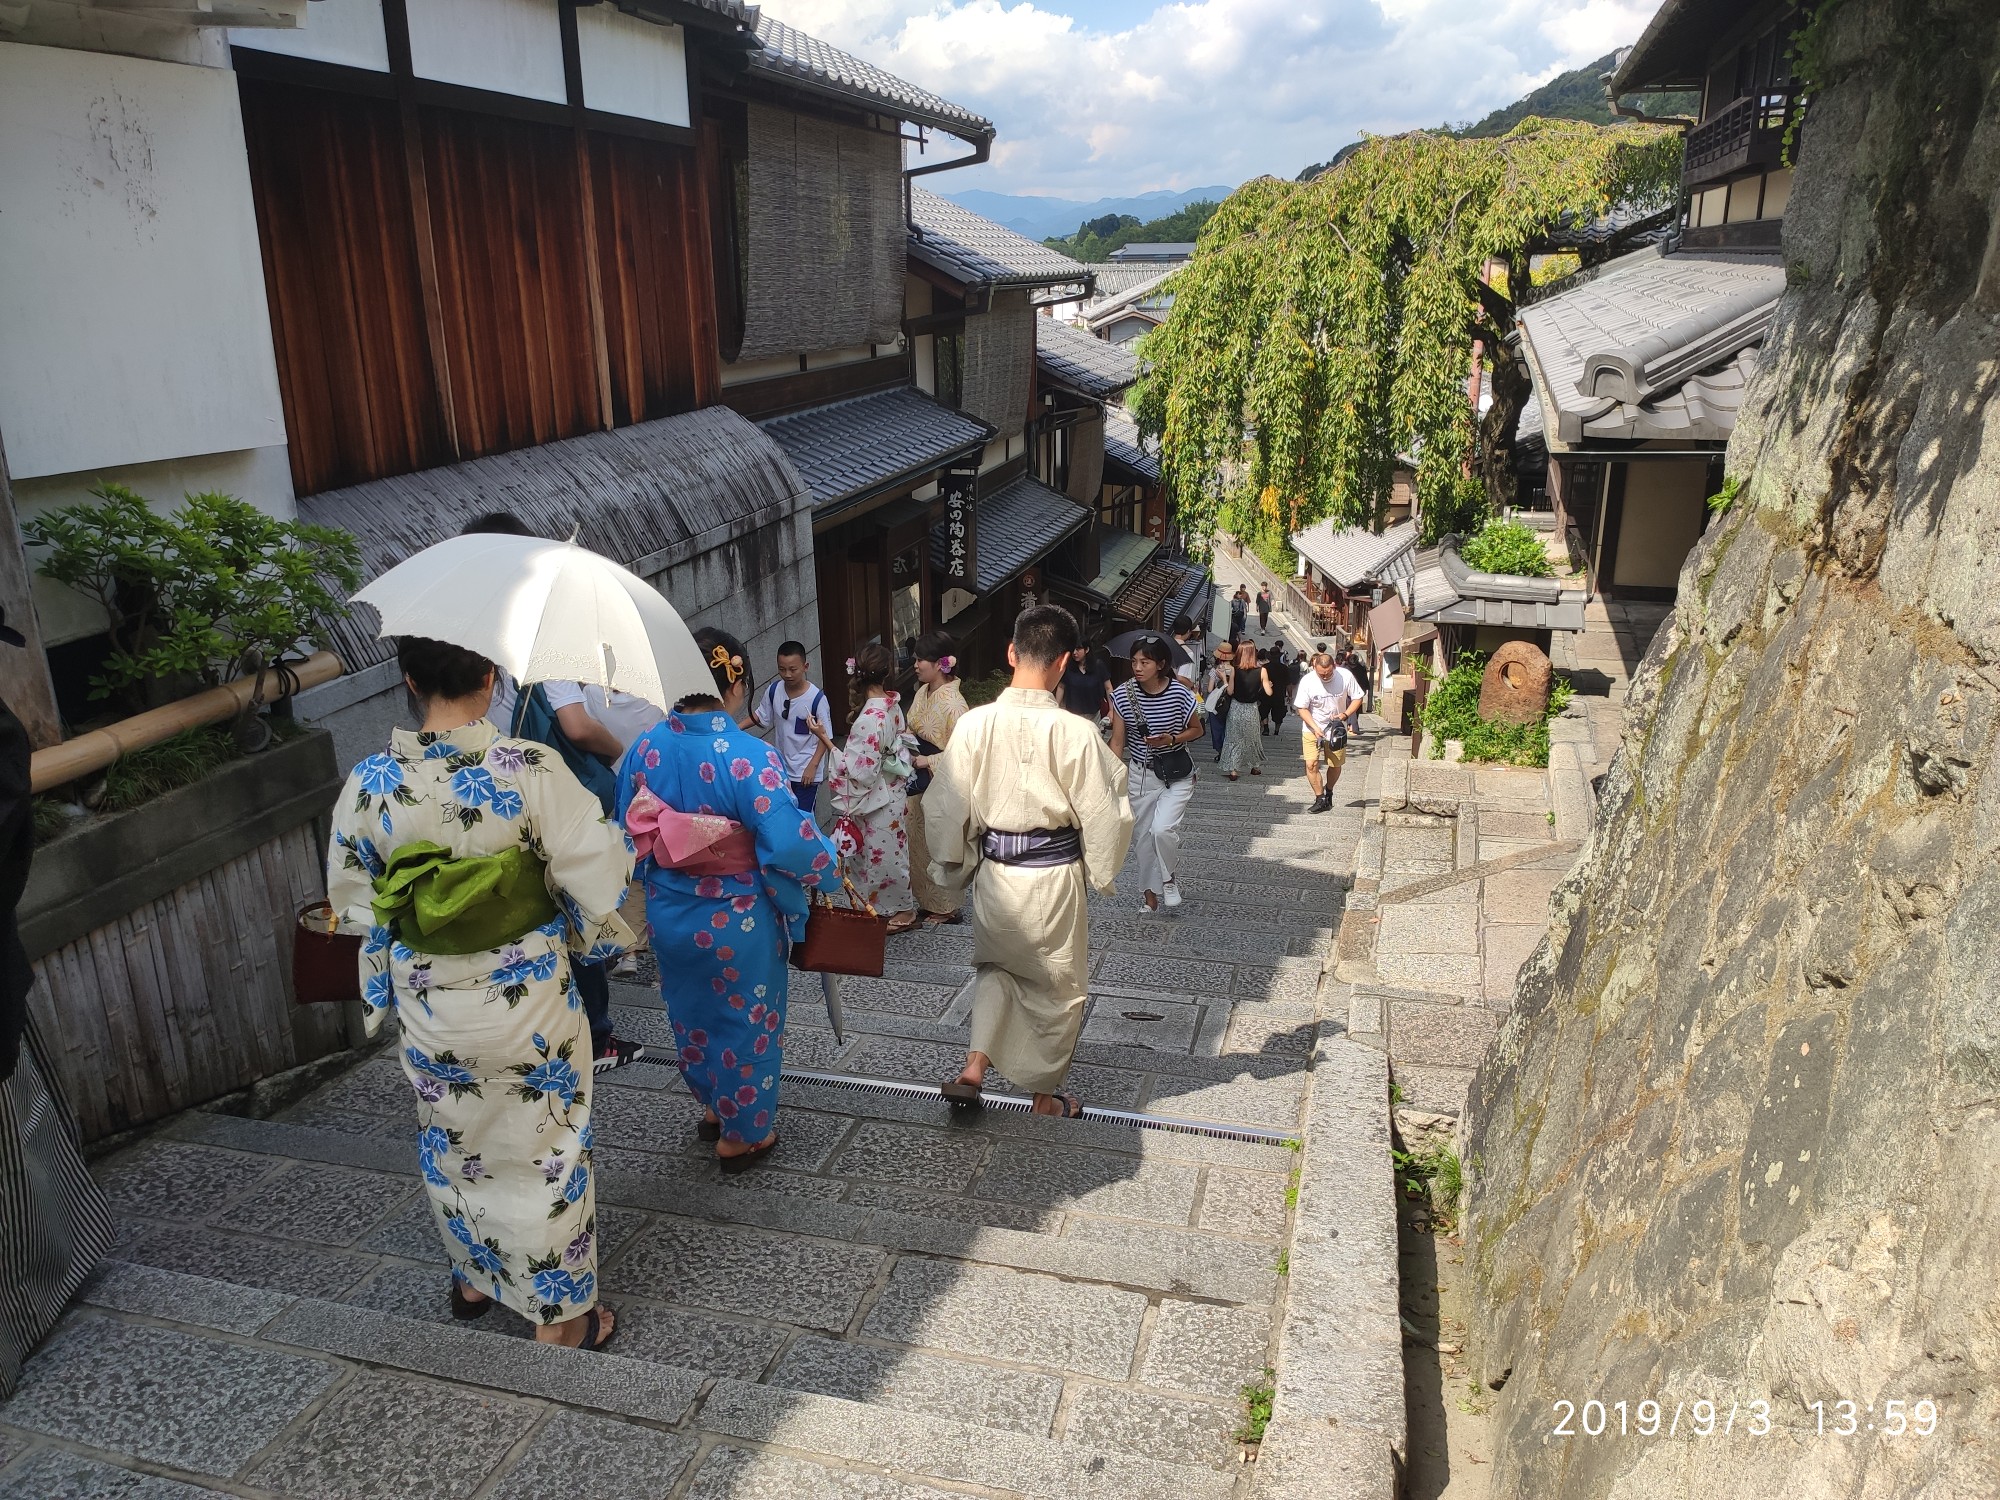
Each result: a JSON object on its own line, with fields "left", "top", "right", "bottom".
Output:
{"left": 772, "top": 0, "right": 1658, "bottom": 199}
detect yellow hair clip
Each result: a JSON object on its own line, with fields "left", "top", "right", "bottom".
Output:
{"left": 708, "top": 644, "right": 744, "bottom": 684}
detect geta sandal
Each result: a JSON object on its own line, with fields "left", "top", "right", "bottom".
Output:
{"left": 940, "top": 1076, "right": 985, "bottom": 1111}
{"left": 449, "top": 1280, "right": 492, "bottom": 1321}
{"left": 573, "top": 1304, "right": 617, "bottom": 1352}
{"left": 698, "top": 1116, "right": 721, "bottom": 1143}
{"left": 718, "top": 1135, "right": 780, "bottom": 1174}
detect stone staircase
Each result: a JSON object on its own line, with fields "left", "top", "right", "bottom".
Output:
{"left": 0, "top": 731, "right": 1400, "bottom": 1500}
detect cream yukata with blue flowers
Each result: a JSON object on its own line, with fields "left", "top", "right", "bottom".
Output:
{"left": 327, "top": 720, "right": 634, "bottom": 1325}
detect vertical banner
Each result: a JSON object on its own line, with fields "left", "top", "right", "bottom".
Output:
{"left": 939, "top": 465, "right": 979, "bottom": 589}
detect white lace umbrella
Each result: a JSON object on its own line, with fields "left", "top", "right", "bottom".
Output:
{"left": 353, "top": 534, "right": 711, "bottom": 707}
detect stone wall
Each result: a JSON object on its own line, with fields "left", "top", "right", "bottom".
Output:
{"left": 1462, "top": 4, "right": 2000, "bottom": 1495}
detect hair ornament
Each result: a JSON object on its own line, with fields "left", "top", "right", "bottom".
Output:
{"left": 845, "top": 657, "right": 857, "bottom": 676}
{"left": 708, "top": 644, "right": 745, "bottom": 684}
{"left": 938, "top": 654, "right": 957, "bottom": 675}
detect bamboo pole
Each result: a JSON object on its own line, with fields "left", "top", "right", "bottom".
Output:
{"left": 30, "top": 651, "right": 345, "bottom": 794}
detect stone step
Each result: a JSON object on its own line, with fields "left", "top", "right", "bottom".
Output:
{"left": 66, "top": 1262, "right": 1236, "bottom": 1500}
{"left": 157, "top": 1111, "right": 1284, "bottom": 1305}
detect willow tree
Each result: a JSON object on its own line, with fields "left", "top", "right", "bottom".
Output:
{"left": 1130, "top": 119, "right": 1683, "bottom": 547}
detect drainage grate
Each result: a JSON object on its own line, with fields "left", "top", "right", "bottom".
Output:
{"left": 633, "top": 1056, "right": 1298, "bottom": 1147}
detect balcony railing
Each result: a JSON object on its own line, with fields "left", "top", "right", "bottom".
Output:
{"left": 1684, "top": 87, "right": 1800, "bottom": 188}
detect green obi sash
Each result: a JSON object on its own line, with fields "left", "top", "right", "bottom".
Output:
{"left": 370, "top": 842, "right": 559, "bottom": 956}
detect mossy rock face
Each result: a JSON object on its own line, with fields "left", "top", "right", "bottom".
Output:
{"left": 1460, "top": 5, "right": 2000, "bottom": 1496}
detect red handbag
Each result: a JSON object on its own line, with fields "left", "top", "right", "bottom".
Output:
{"left": 789, "top": 875, "right": 886, "bottom": 978}
{"left": 293, "top": 900, "right": 363, "bottom": 1005}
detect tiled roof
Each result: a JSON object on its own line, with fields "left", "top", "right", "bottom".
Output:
{"left": 637, "top": 0, "right": 759, "bottom": 28}
{"left": 1515, "top": 392, "right": 1544, "bottom": 444}
{"left": 1161, "top": 559, "right": 1210, "bottom": 630}
{"left": 1079, "top": 264, "right": 1169, "bottom": 305}
{"left": 1108, "top": 243, "right": 1195, "bottom": 262}
{"left": 757, "top": 386, "right": 991, "bottom": 514}
{"left": 1398, "top": 535, "right": 1585, "bottom": 631}
{"left": 1610, "top": 0, "right": 1734, "bottom": 93}
{"left": 1036, "top": 318, "right": 1139, "bottom": 399}
{"left": 931, "top": 473, "right": 1091, "bottom": 592}
{"left": 1517, "top": 246, "right": 1784, "bottom": 447}
{"left": 747, "top": 16, "right": 992, "bottom": 140}
{"left": 1087, "top": 530, "right": 1159, "bottom": 599}
{"left": 1102, "top": 411, "right": 1160, "bottom": 484}
{"left": 1291, "top": 519, "right": 1419, "bottom": 591}
{"left": 1082, "top": 266, "right": 1176, "bottom": 332}
{"left": 909, "top": 188, "right": 1092, "bottom": 290}
{"left": 1539, "top": 204, "right": 1675, "bottom": 250}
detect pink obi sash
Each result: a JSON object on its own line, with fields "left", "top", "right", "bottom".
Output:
{"left": 625, "top": 786, "right": 757, "bottom": 876}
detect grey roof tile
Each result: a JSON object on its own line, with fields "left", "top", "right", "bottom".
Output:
{"left": 909, "top": 187, "right": 1092, "bottom": 290}
{"left": 1162, "top": 559, "right": 1210, "bottom": 628}
{"left": 930, "top": 473, "right": 1091, "bottom": 592}
{"left": 1102, "top": 411, "right": 1160, "bottom": 484}
{"left": 1082, "top": 267, "right": 1176, "bottom": 331}
{"left": 1397, "top": 536, "right": 1584, "bottom": 631}
{"left": 1107, "top": 243, "right": 1195, "bottom": 261}
{"left": 1036, "top": 318, "right": 1139, "bottom": 399}
{"left": 1078, "top": 264, "right": 1169, "bottom": 304}
{"left": 758, "top": 387, "right": 992, "bottom": 512}
{"left": 748, "top": 17, "right": 992, "bottom": 139}
{"left": 1518, "top": 246, "right": 1784, "bottom": 446}
{"left": 1290, "top": 519, "right": 1418, "bottom": 591}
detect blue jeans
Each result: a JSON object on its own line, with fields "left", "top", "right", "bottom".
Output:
{"left": 573, "top": 957, "right": 611, "bottom": 1056}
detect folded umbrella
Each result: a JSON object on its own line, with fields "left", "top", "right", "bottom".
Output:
{"left": 353, "top": 534, "right": 711, "bottom": 708}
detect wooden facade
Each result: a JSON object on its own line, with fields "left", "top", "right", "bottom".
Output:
{"left": 238, "top": 47, "right": 721, "bottom": 497}
{"left": 26, "top": 821, "right": 348, "bottom": 1143}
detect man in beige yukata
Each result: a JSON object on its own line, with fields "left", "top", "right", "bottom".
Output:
{"left": 923, "top": 605, "right": 1134, "bottom": 1118}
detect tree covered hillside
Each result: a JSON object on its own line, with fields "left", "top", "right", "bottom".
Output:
{"left": 1042, "top": 199, "right": 1221, "bottom": 262}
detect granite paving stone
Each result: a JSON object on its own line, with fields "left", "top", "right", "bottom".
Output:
{"left": 1055, "top": 1218, "right": 1284, "bottom": 1285}
{"left": 829, "top": 1122, "right": 989, "bottom": 1189}
{"left": 1231, "top": 961, "right": 1322, "bottom": 1002}
{"left": 488, "top": 1410, "right": 698, "bottom": 1500}
{"left": 613, "top": 1218, "right": 883, "bottom": 1332}
{"left": 250, "top": 1370, "right": 532, "bottom": 1500}
{"left": 684, "top": 1447, "right": 964, "bottom": 1500}
{"left": 1375, "top": 903, "right": 1480, "bottom": 957}
{"left": 1140, "top": 1074, "right": 1307, "bottom": 1130}
{"left": 974, "top": 1141, "right": 1200, "bottom": 1225}
{"left": 1483, "top": 867, "right": 1565, "bottom": 924}
{"left": 1374, "top": 949, "right": 1482, "bottom": 997}
{"left": 838, "top": 1182, "right": 1059, "bottom": 1234}
{"left": 595, "top": 1302, "right": 788, "bottom": 1375}
{"left": 1196, "top": 1169, "right": 1291, "bottom": 1238}
{"left": 120, "top": 1225, "right": 375, "bottom": 1299}
{"left": 1080, "top": 1000, "right": 1200, "bottom": 1052}
{"left": 299, "top": 1059, "right": 413, "bottom": 1116}
{"left": 0, "top": 1432, "right": 23, "bottom": 1476}
{"left": 1093, "top": 953, "right": 1235, "bottom": 994}
{"left": 0, "top": 1317, "right": 338, "bottom": 1477}
{"left": 83, "top": 1260, "right": 293, "bottom": 1335}
{"left": 0, "top": 1450, "right": 235, "bottom": 1499}
{"left": 834, "top": 977, "right": 957, "bottom": 1018}
{"left": 597, "top": 1144, "right": 848, "bottom": 1203}
{"left": 1061, "top": 1384, "right": 1240, "bottom": 1469}
{"left": 94, "top": 1143, "right": 275, "bottom": 1223}
{"left": 1139, "top": 1301, "right": 1275, "bottom": 1399}
{"left": 1221, "top": 1006, "right": 1318, "bottom": 1058}
{"left": 274, "top": 1106, "right": 409, "bottom": 1142}
{"left": 769, "top": 1333, "right": 1064, "bottom": 1436}
{"left": 211, "top": 1162, "right": 412, "bottom": 1248}
{"left": 860, "top": 1260, "right": 1147, "bottom": 1379}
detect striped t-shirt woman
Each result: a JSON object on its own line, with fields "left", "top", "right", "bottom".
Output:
{"left": 1113, "top": 678, "right": 1201, "bottom": 768}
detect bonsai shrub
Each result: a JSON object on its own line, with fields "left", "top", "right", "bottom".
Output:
{"left": 1459, "top": 518, "right": 1553, "bottom": 578}
{"left": 26, "top": 484, "right": 360, "bottom": 703}
{"left": 1418, "top": 649, "right": 1572, "bottom": 766}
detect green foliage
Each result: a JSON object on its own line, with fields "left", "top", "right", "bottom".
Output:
{"left": 99, "top": 726, "right": 241, "bottom": 811}
{"left": 1394, "top": 1141, "right": 1465, "bottom": 1230}
{"left": 26, "top": 484, "right": 361, "bottom": 702}
{"left": 1043, "top": 200, "right": 1221, "bottom": 263}
{"left": 1783, "top": 0, "right": 1848, "bottom": 164}
{"left": 1422, "top": 475, "right": 1492, "bottom": 547}
{"left": 1706, "top": 475, "right": 1743, "bottom": 514}
{"left": 961, "top": 668, "right": 1011, "bottom": 708}
{"left": 1134, "top": 119, "right": 1682, "bottom": 551}
{"left": 1219, "top": 484, "right": 1299, "bottom": 578}
{"left": 1237, "top": 1369, "right": 1277, "bottom": 1445}
{"left": 1459, "top": 520, "right": 1553, "bottom": 577}
{"left": 1418, "top": 649, "right": 1573, "bottom": 766}
{"left": 1275, "top": 1249, "right": 1290, "bottom": 1276}
{"left": 32, "top": 797, "right": 74, "bottom": 847}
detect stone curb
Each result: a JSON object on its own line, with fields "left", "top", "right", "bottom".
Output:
{"left": 1250, "top": 1035, "right": 1403, "bottom": 1497}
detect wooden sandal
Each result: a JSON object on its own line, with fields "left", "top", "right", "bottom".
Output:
{"left": 718, "top": 1135, "right": 780, "bottom": 1174}
{"left": 885, "top": 912, "right": 921, "bottom": 935}
{"left": 449, "top": 1280, "right": 492, "bottom": 1321}
{"left": 575, "top": 1304, "right": 618, "bottom": 1352}
{"left": 940, "top": 1076, "right": 984, "bottom": 1111}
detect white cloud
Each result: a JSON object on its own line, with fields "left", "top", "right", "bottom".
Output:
{"left": 764, "top": 0, "right": 1657, "bottom": 197}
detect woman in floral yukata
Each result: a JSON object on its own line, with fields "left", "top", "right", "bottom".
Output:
{"left": 326, "top": 636, "right": 634, "bottom": 1351}
{"left": 615, "top": 628, "right": 840, "bottom": 1172}
{"left": 811, "top": 641, "right": 920, "bottom": 933}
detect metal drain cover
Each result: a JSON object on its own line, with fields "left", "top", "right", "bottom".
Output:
{"left": 1121, "top": 1010, "right": 1165, "bottom": 1022}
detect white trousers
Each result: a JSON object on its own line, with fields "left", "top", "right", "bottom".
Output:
{"left": 1128, "top": 764, "right": 1195, "bottom": 897}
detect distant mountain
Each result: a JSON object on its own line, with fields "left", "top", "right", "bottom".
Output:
{"left": 939, "top": 187, "right": 1234, "bottom": 243}
{"left": 1296, "top": 52, "right": 1699, "bottom": 180}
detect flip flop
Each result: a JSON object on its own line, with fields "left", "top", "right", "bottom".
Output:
{"left": 449, "top": 1280, "right": 492, "bottom": 1321}
{"left": 940, "top": 1076, "right": 985, "bottom": 1111}
{"left": 885, "top": 913, "right": 921, "bottom": 935}
{"left": 1052, "top": 1093, "right": 1085, "bottom": 1119}
{"left": 718, "top": 1135, "right": 780, "bottom": 1175}
{"left": 922, "top": 911, "right": 963, "bottom": 926}
{"left": 574, "top": 1304, "right": 617, "bottom": 1352}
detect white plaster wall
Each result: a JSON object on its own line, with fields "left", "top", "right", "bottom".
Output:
{"left": 231, "top": 0, "right": 389, "bottom": 71}
{"left": 16, "top": 446, "right": 299, "bottom": 647}
{"left": 405, "top": 0, "right": 565, "bottom": 103}
{"left": 575, "top": 8, "right": 687, "bottom": 127}
{"left": 0, "top": 41, "right": 288, "bottom": 480}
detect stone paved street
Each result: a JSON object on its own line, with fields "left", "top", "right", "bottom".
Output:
{"left": 0, "top": 707, "right": 1383, "bottom": 1498}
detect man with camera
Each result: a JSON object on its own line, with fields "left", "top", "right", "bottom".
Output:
{"left": 1295, "top": 648, "right": 1364, "bottom": 814}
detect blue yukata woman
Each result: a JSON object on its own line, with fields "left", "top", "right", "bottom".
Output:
{"left": 616, "top": 627, "right": 840, "bottom": 1173}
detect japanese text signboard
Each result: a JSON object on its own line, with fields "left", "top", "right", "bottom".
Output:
{"left": 939, "top": 466, "right": 979, "bottom": 589}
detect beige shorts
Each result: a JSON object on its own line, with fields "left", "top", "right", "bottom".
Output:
{"left": 1302, "top": 728, "right": 1346, "bottom": 771}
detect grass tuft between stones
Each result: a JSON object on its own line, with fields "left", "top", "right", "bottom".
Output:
{"left": 1237, "top": 1367, "right": 1277, "bottom": 1445}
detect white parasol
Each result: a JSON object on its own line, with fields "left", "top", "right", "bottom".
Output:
{"left": 353, "top": 534, "right": 711, "bottom": 707}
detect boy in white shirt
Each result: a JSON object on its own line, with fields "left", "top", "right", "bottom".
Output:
{"left": 1293, "top": 649, "right": 1364, "bottom": 813}
{"left": 751, "top": 642, "right": 831, "bottom": 813}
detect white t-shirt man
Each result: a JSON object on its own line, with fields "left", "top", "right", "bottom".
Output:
{"left": 1294, "top": 663, "right": 1363, "bottom": 733}
{"left": 752, "top": 677, "right": 831, "bottom": 787}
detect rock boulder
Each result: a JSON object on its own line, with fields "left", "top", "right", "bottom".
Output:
{"left": 1476, "top": 640, "right": 1552, "bottom": 725}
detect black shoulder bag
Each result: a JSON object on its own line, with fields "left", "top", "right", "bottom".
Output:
{"left": 1124, "top": 684, "right": 1195, "bottom": 785}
